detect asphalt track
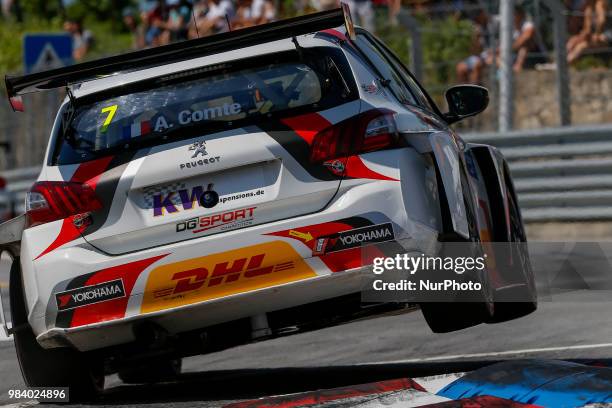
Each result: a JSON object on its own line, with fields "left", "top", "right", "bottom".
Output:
{"left": 1, "top": 254, "right": 612, "bottom": 407}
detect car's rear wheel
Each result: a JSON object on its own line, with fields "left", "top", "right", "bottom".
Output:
{"left": 419, "top": 244, "right": 494, "bottom": 333}
{"left": 118, "top": 358, "right": 182, "bottom": 384}
{"left": 9, "top": 257, "right": 104, "bottom": 402}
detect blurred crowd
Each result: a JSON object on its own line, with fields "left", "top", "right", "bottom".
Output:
{"left": 120, "top": 0, "right": 276, "bottom": 49}
{"left": 566, "top": 0, "right": 612, "bottom": 63}
{"left": 4, "top": 0, "right": 612, "bottom": 81}
{"left": 456, "top": 0, "right": 612, "bottom": 84}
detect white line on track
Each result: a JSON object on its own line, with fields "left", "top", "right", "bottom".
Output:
{"left": 360, "top": 343, "right": 612, "bottom": 364}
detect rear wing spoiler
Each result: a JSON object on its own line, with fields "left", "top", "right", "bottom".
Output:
{"left": 5, "top": 7, "right": 355, "bottom": 111}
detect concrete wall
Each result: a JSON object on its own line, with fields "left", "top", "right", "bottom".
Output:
{"left": 514, "top": 69, "right": 612, "bottom": 130}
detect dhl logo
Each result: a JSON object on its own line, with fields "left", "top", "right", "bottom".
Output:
{"left": 141, "top": 241, "right": 316, "bottom": 313}
{"left": 153, "top": 254, "right": 295, "bottom": 298}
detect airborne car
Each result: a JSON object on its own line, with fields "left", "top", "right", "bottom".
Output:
{"left": 1, "top": 8, "right": 536, "bottom": 399}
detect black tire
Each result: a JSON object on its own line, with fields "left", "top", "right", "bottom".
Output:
{"left": 420, "top": 243, "right": 494, "bottom": 333}
{"left": 9, "top": 257, "right": 104, "bottom": 402}
{"left": 488, "top": 183, "right": 537, "bottom": 322}
{"left": 118, "top": 358, "right": 182, "bottom": 384}
{"left": 420, "top": 302, "right": 485, "bottom": 333}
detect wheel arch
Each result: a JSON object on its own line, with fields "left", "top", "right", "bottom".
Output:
{"left": 467, "top": 144, "right": 525, "bottom": 243}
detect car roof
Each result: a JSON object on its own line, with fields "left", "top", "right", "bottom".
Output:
{"left": 72, "top": 29, "right": 347, "bottom": 99}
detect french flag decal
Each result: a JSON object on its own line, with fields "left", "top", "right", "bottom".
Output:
{"left": 122, "top": 120, "right": 151, "bottom": 139}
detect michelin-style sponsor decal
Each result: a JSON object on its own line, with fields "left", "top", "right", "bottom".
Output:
{"left": 313, "top": 223, "right": 395, "bottom": 255}
{"left": 177, "top": 206, "right": 256, "bottom": 233}
{"left": 141, "top": 241, "right": 316, "bottom": 313}
{"left": 55, "top": 279, "right": 126, "bottom": 311}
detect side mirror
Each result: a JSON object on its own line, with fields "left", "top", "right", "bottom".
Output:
{"left": 443, "top": 85, "right": 489, "bottom": 124}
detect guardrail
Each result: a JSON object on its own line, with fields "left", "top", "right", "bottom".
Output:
{"left": 464, "top": 124, "right": 612, "bottom": 222}
{"left": 3, "top": 124, "right": 612, "bottom": 223}
{"left": 0, "top": 166, "right": 40, "bottom": 215}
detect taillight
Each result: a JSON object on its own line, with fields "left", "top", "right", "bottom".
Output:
{"left": 25, "top": 181, "right": 102, "bottom": 228}
{"left": 310, "top": 109, "right": 397, "bottom": 163}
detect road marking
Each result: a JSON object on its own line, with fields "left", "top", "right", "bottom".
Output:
{"left": 361, "top": 343, "right": 612, "bottom": 364}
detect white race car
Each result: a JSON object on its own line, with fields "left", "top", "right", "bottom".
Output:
{"left": 1, "top": 8, "right": 536, "bottom": 400}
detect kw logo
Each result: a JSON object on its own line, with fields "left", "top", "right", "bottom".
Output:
{"left": 142, "top": 242, "right": 317, "bottom": 313}
{"left": 153, "top": 254, "right": 295, "bottom": 299}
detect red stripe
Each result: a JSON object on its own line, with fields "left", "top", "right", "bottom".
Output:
{"left": 34, "top": 156, "right": 114, "bottom": 260}
{"left": 281, "top": 113, "right": 331, "bottom": 145}
{"left": 34, "top": 218, "right": 82, "bottom": 260}
{"left": 141, "top": 120, "right": 151, "bottom": 135}
{"left": 224, "top": 378, "right": 425, "bottom": 408}
{"left": 70, "top": 254, "right": 168, "bottom": 327}
{"left": 70, "top": 156, "right": 114, "bottom": 184}
{"left": 319, "top": 29, "right": 348, "bottom": 42}
{"left": 319, "top": 244, "right": 385, "bottom": 273}
{"left": 345, "top": 155, "right": 399, "bottom": 181}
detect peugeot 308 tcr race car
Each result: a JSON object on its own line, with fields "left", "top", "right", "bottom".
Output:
{"left": 1, "top": 8, "right": 536, "bottom": 399}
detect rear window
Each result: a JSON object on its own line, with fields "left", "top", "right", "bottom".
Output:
{"left": 52, "top": 48, "right": 357, "bottom": 165}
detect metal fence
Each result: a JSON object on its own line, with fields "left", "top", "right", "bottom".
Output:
{"left": 0, "top": 166, "right": 40, "bottom": 215}
{"left": 464, "top": 124, "right": 612, "bottom": 222}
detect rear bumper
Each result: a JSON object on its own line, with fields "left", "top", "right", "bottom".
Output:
{"left": 36, "top": 264, "right": 374, "bottom": 351}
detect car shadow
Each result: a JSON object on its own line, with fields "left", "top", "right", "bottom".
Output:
{"left": 93, "top": 360, "right": 500, "bottom": 405}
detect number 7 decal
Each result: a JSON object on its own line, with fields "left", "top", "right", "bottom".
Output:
{"left": 100, "top": 104, "right": 118, "bottom": 133}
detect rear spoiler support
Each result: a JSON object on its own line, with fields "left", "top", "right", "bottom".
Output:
{"left": 5, "top": 7, "right": 355, "bottom": 108}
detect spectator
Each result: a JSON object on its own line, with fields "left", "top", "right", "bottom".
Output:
{"left": 63, "top": 18, "right": 94, "bottom": 61}
{"left": 250, "top": 0, "right": 276, "bottom": 25}
{"left": 160, "top": 0, "right": 192, "bottom": 44}
{"left": 511, "top": 5, "right": 537, "bottom": 72}
{"left": 192, "top": 0, "right": 235, "bottom": 36}
{"left": 387, "top": 0, "right": 401, "bottom": 26}
{"left": 566, "top": 0, "right": 587, "bottom": 36}
{"left": 344, "top": 0, "right": 374, "bottom": 32}
{"left": 311, "top": 0, "right": 339, "bottom": 12}
{"left": 567, "top": 0, "right": 611, "bottom": 63}
{"left": 123, "top": 8, "right": 145, "bottom": 49}
{"left": 233, "top": 0, "right": 276, "bottom": 28}
{"left": 590, "top": 0, "right": 612, "bottom": 50}
{"left": 456, "top": 9, "right": 489, "bottom": 84}
{"left": 188, "top": 0, "right": 209, "bottom": 38}
{"left": 140, "top": 1, "right": 165, "bottom": 47}
{"left": 1, "top": 0, "right": 13, "bottom": 18}
{"left": 232, "top": 0, "right": 257, "bottom": 28}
